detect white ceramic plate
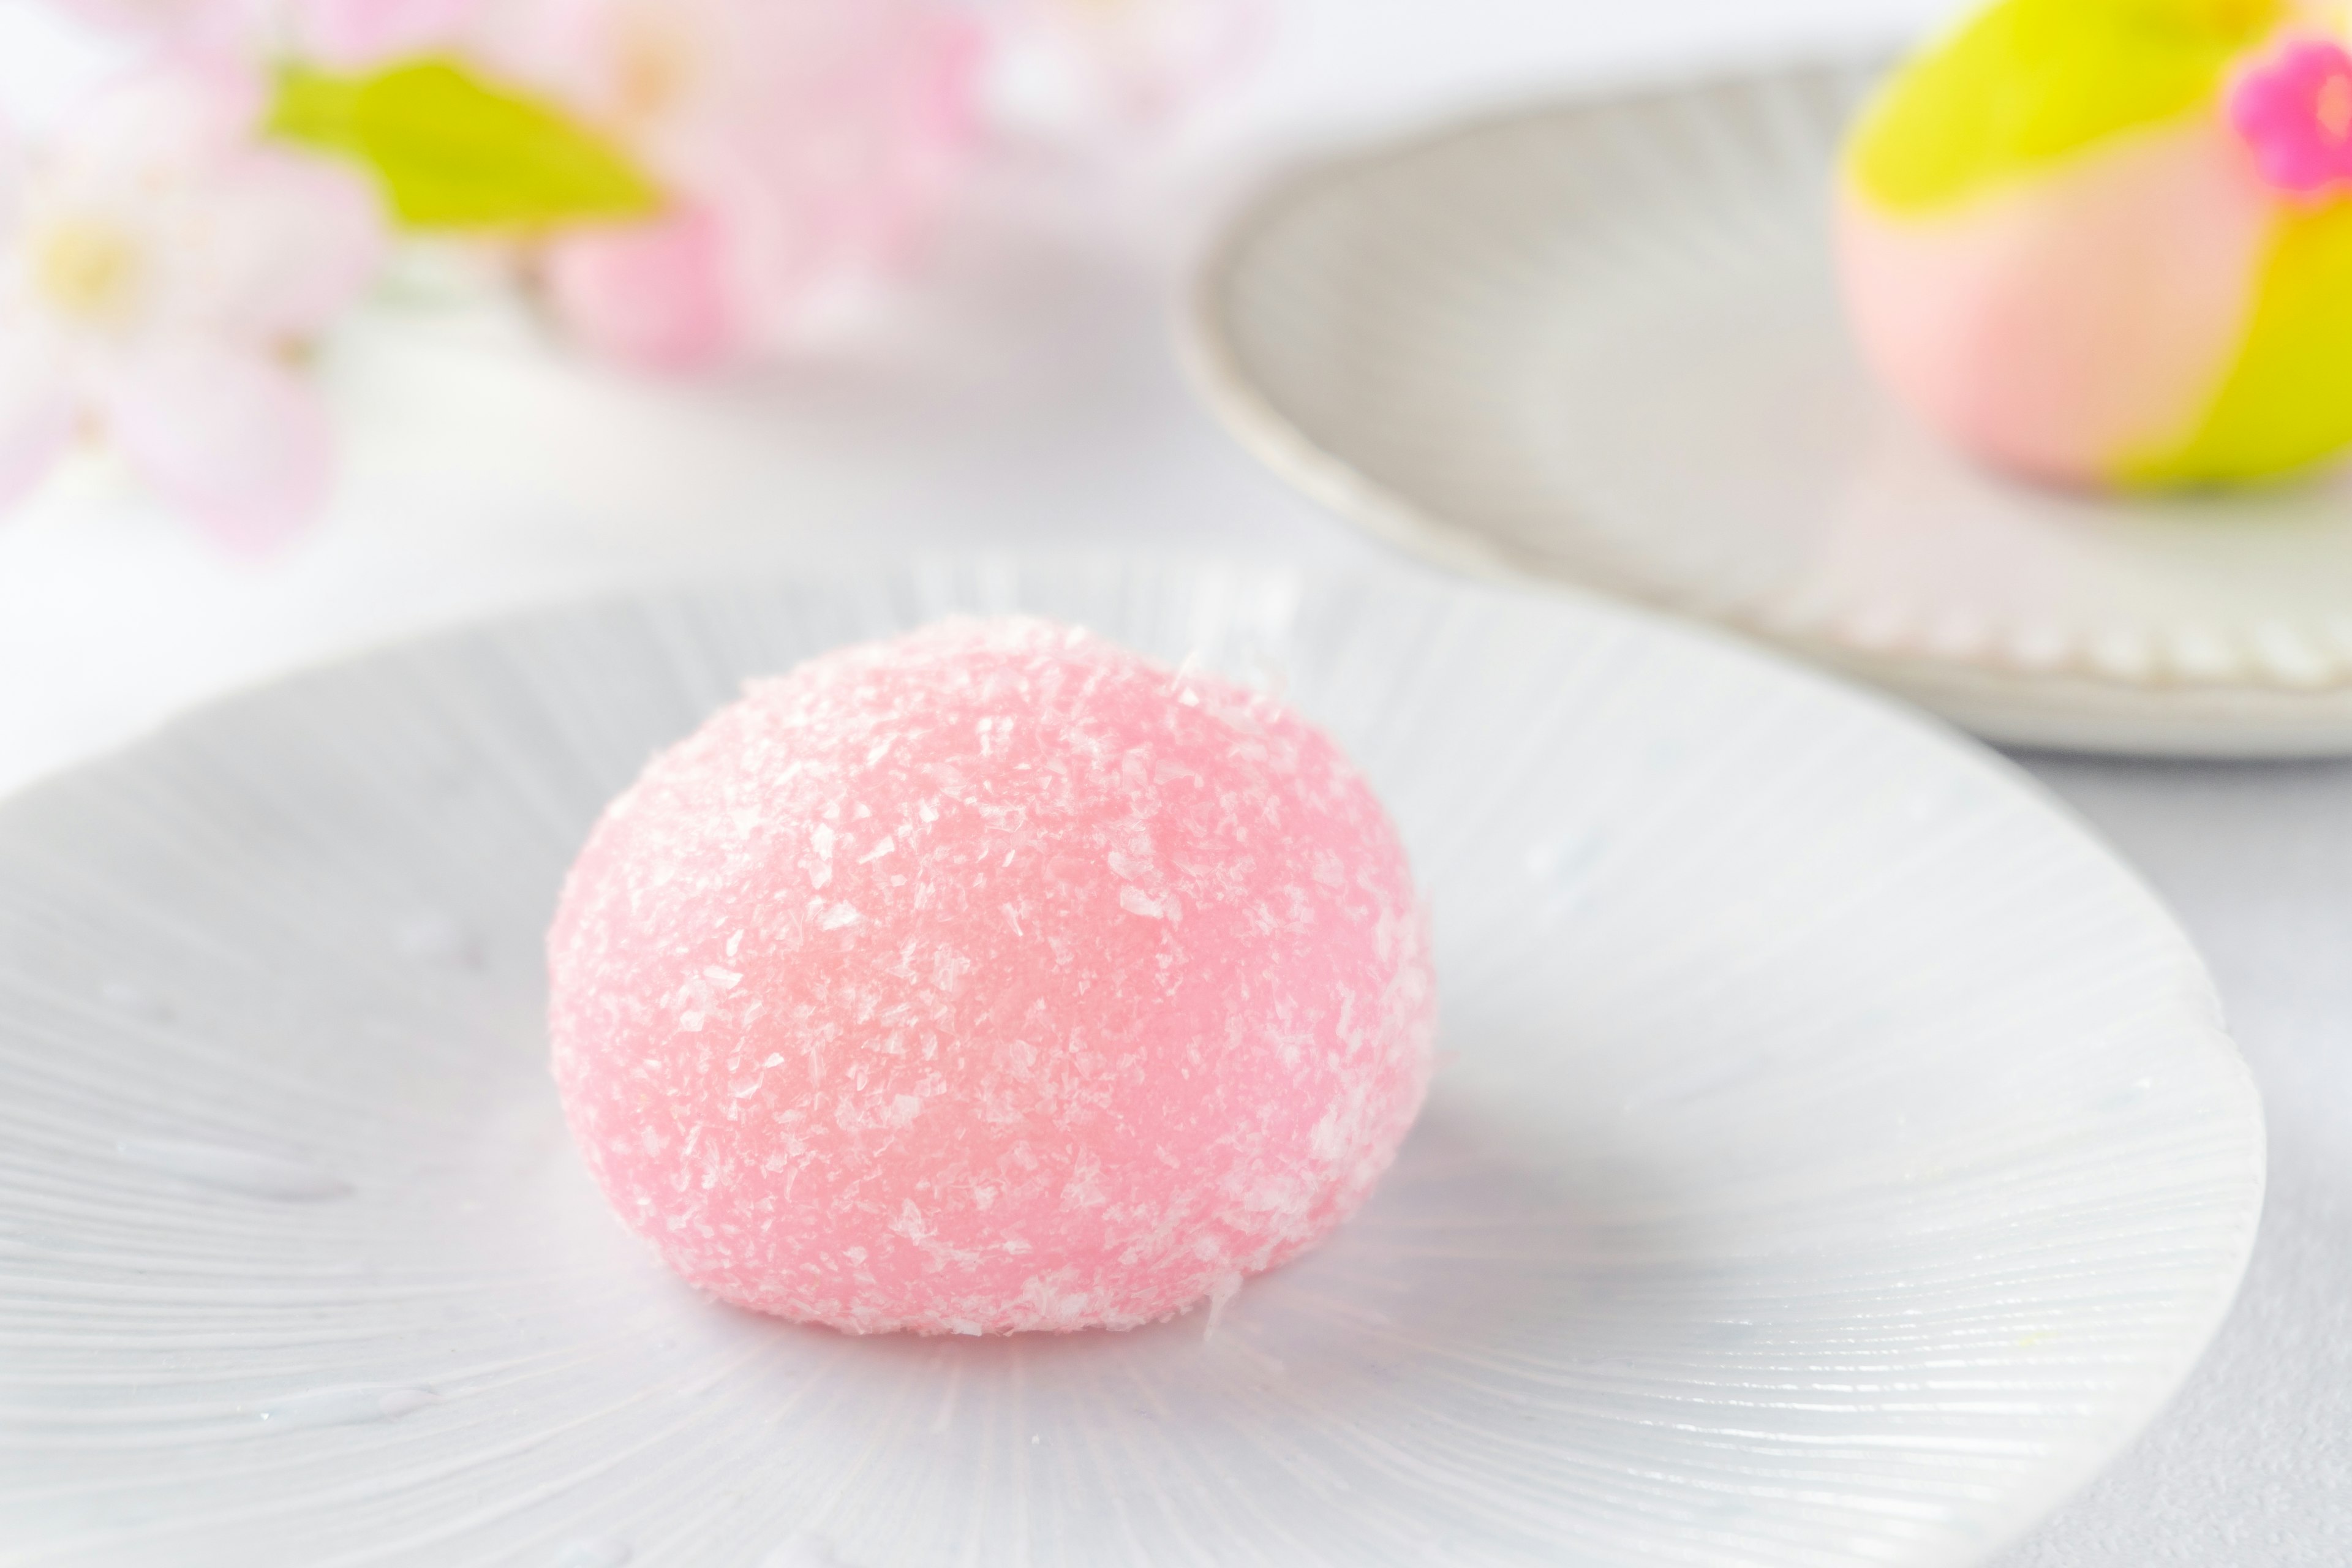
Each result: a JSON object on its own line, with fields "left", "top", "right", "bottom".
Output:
{"left": 0, "top": 558, "right": 2262, "bottom": 1567}
{"left": 1187, "top": 58, "right": 2352, "bottom": 756}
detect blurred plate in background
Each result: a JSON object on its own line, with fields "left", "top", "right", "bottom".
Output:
{"left": 1188, "top": 59, "right": 2352, "bottom": 756}
{"left": 0, "top": 558, "right": 2262, "bottom": 1565}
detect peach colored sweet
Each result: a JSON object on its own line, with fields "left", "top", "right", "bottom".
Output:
{"left": 1839, "top": 119, "right": 2275, "bottom": 488}
{"left": 1839, "top": 4, "right": 2352, "bottom": 489}
{"left": 546, "top": 616, "right": 1436, "bottom": 1335}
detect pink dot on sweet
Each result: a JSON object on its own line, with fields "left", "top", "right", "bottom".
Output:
{"left": 2230, "top": 37, "right": 2352, "bottom": 199}
{"left": 546, "top": 617, "right": 1437, "bottom": 1335}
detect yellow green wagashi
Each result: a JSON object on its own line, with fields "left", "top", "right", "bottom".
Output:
{"left": 1841, "top": 0, "right": 2352, "bottom": 489}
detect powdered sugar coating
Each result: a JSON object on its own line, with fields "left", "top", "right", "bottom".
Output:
{"left": 547, "top": 617, "right": 1436, "bottom": 1335}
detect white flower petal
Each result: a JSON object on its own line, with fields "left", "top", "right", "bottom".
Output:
{"left": 200, "top": 148, "right": 386, "bottom": 341}
{"left": 44, "top": 0, "right": 262, "bottom": 55}
{"left": 101, "top": 345, "right": 331, "bottom": 553}
{"left": 15, "top": 64, "right": 277, "bottom": 346}
{"left": 0, "top": 123, "right": 24, "bottom": 231}
{"left": 0, "top": 332, "right": 77, "bottom": 515}
{"left": 64, "top": 57, "right": 263, "bottom": 176}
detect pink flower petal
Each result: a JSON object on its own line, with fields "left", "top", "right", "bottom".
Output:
{"left": 200, "top": 146, "right": 386, "bottom": 340}
{"left": 0, "top": 336, "right": 77, "bottom": 516}
{"left": 100, "top": 346, "right": 331, "bottom": 554}
{"left": 544, "top": 206, "right": 744, "bottom": 372}
{"left": 292, "top": 0, "right": 481, "bottom": 68}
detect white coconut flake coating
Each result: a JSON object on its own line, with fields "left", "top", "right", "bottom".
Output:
{"left": 546, "top": 616, "right": 1436, "bottom": 1335}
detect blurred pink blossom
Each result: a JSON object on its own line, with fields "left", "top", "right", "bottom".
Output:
{"left": 0, "top": 66, "right": 385, "bottom": 548}
{"left": 2231, "top": 35, "right": 2352, "bottom": 198}
{"left": 994, "top": 0, "right": 1268, "bottom": 127}
{"left": 542, "top": 204, "right": 737, "bottom": 372}
{"left": 488, "top": 0, "right": 984, "bottom": 369}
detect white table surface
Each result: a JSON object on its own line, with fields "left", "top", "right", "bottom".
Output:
{"left": 3, "top": 1, "right": 2346, "bottom": 1562}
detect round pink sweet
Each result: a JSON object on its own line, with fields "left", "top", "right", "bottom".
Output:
{"left": 546, "top": 616, "right": 1436, "bottom": 1335}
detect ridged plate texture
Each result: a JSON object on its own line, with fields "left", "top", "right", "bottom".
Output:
{"left": 0, "top": 559, "right": 2263, "bottom": 1566}
{"left": 1188, "top": 59, "right": 2352, "bottom": 755}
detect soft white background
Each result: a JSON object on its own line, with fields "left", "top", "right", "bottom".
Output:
{"left": 1, "top": 1, "right": 2345, "bottom": 1561}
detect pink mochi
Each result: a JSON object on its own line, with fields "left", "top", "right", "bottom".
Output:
{"left": 546, "top": 616, "right": 1437, "bottom": 1335}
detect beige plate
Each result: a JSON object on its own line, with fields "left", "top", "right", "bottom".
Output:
{"left": 1186, "top": 56, "right": 2352, "bottom": 756}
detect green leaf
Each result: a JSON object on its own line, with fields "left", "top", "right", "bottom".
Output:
{"left": 268, "top": 58, "right": 662, "bottom": 231}
{"left": 1847, "top": 0, "right": 2286, "bottom": 213}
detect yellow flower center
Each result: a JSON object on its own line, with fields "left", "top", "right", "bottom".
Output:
{"left": 30, "top": 216, "right": 143, "bottom": 326}
{"left": 612, "top": 10, "right": 698, "bottom": 129}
